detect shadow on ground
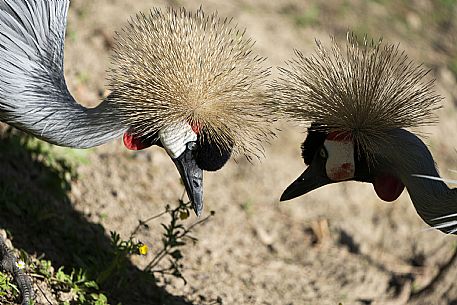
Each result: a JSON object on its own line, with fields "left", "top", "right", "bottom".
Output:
{"left": 0, "top": 127, "right": 192, "bottom": 305}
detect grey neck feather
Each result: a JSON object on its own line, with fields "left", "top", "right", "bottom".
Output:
{"left": 378, "top": 129, "right": 457, "bottom": 233}
{"left": 0, "top": 0, "right": 127, "bottom": 148}
{"left": 1, "top": 98, "right": 127, "bottom": 149}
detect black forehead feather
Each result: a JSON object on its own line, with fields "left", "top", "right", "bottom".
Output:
{"left": 301, "top": 124, "right": 327, "bottom": 165}
{"left": 195, "top": 130, "right": 233, "bottom": 171}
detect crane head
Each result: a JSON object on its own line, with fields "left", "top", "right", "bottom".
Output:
{"left": 269, "top": 33, "right": 442, "bottom": 204}
{"left": 280, "top": 125, "right": 405, "bottom": 202}
{"left": 104, "top": 7, "right": 274, "bottom": 216}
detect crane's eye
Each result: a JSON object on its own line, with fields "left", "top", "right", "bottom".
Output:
{"left": 319, "top": 147, "right": 328, "bottom": 159}
{"left": 301, "top": 126, "right": 327, "bottom": 165}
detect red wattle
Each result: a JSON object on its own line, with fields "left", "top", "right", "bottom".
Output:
{"left": 373, "top": 174, "right": 405, "bottom": 202}
{"left": 191, "top": 123, "right": 202, "bottom": 134}
{"left": 123, "top": 132, "right": 154, "bottom": 150}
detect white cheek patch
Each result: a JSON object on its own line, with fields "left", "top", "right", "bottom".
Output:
{"left": 159, "top": 122, "right": 197, "bottom": 159}
{"left": 324, "top": 139, "right": 355, "bottom": 181}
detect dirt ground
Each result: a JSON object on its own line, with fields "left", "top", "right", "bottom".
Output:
{"left": 1, "top": 0, "right": 457, "bottom": 304}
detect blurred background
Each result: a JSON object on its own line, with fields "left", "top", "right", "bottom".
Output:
{"left": 0, "top": 0, "right": 456, "bottom": 304}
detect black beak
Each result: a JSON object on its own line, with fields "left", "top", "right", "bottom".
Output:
{"left": 173, "top": 143, "right": 204, "bottom": 216}
{"left": 280, "top": 163, "right": 333, "bottom": 201}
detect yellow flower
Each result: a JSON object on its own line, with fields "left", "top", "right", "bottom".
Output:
{"left": 179, "top": 210, "right": 190, "bottom": 220}
{"left": 138, "top": 244, "right": 148, "bottom": 256}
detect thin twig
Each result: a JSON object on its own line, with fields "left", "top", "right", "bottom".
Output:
{"left": 35, "top": 281, "right": 53, "bottom": 305}
{"left": 130, "top": 210, "right": 168, "bottom": 237}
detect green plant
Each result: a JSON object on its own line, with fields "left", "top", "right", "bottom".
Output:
{"left": 22, "top": 194, "right": 215, "bottom": 304}
{"left": 101, "top": 196, "right": 215, "bottom": 285}
{"left": 143, "top": 198, "right": 214, "bottom": 283}
{"left": 32, "top": 259, "right": 109, "bottom": 305}
{"left": 0, "top": 271, "right": 19, "bottom": 299}
{"left": 95, "top": 231, "right": 146, "bottom": 285}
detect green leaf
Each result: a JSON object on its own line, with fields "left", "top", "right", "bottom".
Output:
{"left": 84, "top": 280, "right": 99, "bottom": 289}
{"left": 170, "top": 250, "right": 183, "bottom": 260}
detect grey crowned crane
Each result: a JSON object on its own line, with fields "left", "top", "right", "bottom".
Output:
{"left": 270, "top": 34, "right": 457, "bottom": 235}
{"left": 0, "top": 1, "right": 274, "bottom": 303}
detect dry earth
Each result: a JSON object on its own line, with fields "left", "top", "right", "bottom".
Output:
{"left": 1, "top": 0, "right": 457, "bottom": 305}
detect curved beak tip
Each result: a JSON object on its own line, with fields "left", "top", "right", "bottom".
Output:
{"left": 172, "top": 145, "right": 204, "bottom": 217}
{"left": 191, "top": 191, "right": 203, "bottom": 217}
{"left": 279, "top": 192, "right": 291, "bottom": 202}
{"left": 279, "top": 182, "right": 304, "bottom": 202}
{"left": 193, "top": 205, "right": 203, "bottom": 217}
{"left": 280, "top": 166, "right": 333, "bottom": 202}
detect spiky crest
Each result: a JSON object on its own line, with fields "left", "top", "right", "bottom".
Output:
{"left": 108, "top": 7, "right": 274, "bottom": 160}
{"left": 269, "top": 33, "right": 442, "bottom": 160}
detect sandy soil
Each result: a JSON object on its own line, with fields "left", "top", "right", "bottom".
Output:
{"left": 1, "top": 0, "right": 457, "bottom": 304}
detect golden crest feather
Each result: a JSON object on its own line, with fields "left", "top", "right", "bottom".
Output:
{"left": 269, "top": 33, "right": 442, "bottom": 159}
{"left": 107, "top": 7, "right": 275, "bottom": 159}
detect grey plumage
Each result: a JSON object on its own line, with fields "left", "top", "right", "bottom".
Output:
{"left": 374, "top": 129, "right": 457, "bottom": 234}
{"left": 0, "top": 0, "right": 125, "bottom": 148}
